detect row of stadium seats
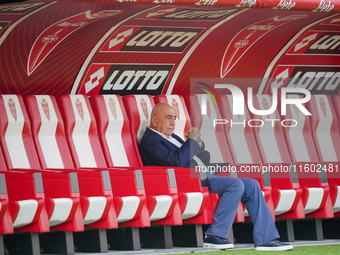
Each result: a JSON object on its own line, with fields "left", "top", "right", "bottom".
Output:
{"left": 0, "top": 93, "right": 339, "bottom": 254}
{"left": 0, "top": 94, "right": 218, "bottom": 254}
{"left": 186, "top": 93, "right": 340, "bottom": 219}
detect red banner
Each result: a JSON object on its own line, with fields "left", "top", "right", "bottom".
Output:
{"left": 0, "top": 1, "right": 338, "bottom": 96}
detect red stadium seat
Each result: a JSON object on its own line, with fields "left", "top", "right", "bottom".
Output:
{"left": 57, "top": 94, "right": 149, "bottom": 228}
{"left": 187, "top": 94, "right": 234, "bottom": 164}
{"left": 307, "top": 95, "right": 340, "bottom": 162}
{"left": 190, "top": 94, "right": 274, "bottom": 218}
{"left": 0, "top": 170, "right": 49, "bottom": 234}
{"left": 0, "top": 94, "right": 123, "bottom": 253}
{"left": 0, "top": 95, "right": 50, "bottom": 233}
{"left": 281, "top": 94, "right": 334, "bottom": 219}
{"left": 124, "top": 93, "right": 217, "bottom": 224}
{"left": 154, "top": 95, "right": 219, "bottom": 224}
{"left": 188, "top": 93, "right": 277, "bottom": 219}
{"left": 186, "top": 94, "right": 249, "bottom": 222}
{"left": 218, "top": 95, "right": 262, "bottom": 165}
{"left": 250, "top": 95, "right": 304, "bottom": 219}
{"left": 307, "top": 95, "right": 340, "bottom": 217}
{"left": 24, "top": 94, "right": 149, "bottom": 251}
{"left": 0, "top": 95, "right": 40, "bottom": 170}
{"left": 26, "top": 95, "right": 122, "bottom": 231}
{"left": 25, "top": 95, "right": 75, "bottom": 169}
{"left": 90, "top": 94, "right": 143, "bottom": 168}
{"left": 59, "top": 94, "right": 181, "bottom": 227}
{"left": 57, "top": 95, "right": 107, "bottom": 169}
{"left": 91, "top": 94, "right": 182, "bottom": 226}
{"left": 25, "top": 94, "right": 113, "bottom": 231}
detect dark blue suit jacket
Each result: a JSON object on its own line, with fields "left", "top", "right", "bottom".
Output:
{"left": 139, "top": 127, "right": 205, "bottom": 168}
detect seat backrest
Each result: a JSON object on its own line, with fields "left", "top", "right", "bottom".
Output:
{"left": 187, "top": 94, "right": 234, "bottom": 164}
{"left": 90, "top": 94, "right": 143, "bottom": 168}
{"left": 249, "top": 95, "right": 292, "bottom": 164}
{"left": 0, "top": 95, "right": 41, "bottom": 169}
{"left": 219, "top": 94, "right": 262, "bottom": 164}
{"left": 25, "top": 95, "right": 75, "bottom": 169}
{"left": 307, "top": 95, "right": 340, "bottom": 162}
{"left": 57, "top": 95, "right": 107, "bottom": 169}
{"left": 281, "top": 95, "right": 319, "bottom": 163}
{"left": 123, "top": 95, "right": 155, "bottom": 145}
{"left": 154, "top": 95, "right": 190, "bottom": 141}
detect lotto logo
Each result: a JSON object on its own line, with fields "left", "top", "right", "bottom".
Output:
{"left": 80, "top": 64, "right": 173, "bottom": 96}
{"left": 101, "top": 26, "right": 202, "bottom": 53}
{"left": 265, "top": 66, "right": 340, "bottom": 94}
{"left": 289, "top": 31, "right": 340, "bottom": 55}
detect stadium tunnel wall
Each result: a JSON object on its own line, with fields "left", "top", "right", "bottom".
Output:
{"left": 0, "top": 0, "right": 339, "bottom": 97}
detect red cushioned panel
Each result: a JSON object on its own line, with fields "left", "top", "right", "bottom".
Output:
{"left": 250, "top": 95, "right": 292, "bottom": 164}
{"left": 25, "top": 95, "right": 75, "bottom": 169}
{"left": 90, "top": 95, "right": 143, "bottom": 168}
{"left": 219, "top": 94, "right": 262, "bottom": 164}
{"left": 187, "top": 94, "right": 234, "bottom": 164}
{"left": 57, "top": 95, "right": 107, "bottom": 169}
{"left": 0, "top": 95, "right": 41, "bottom": 170}
{"left": 281, "top": 95, "right": 320, "bottom": 163}
{"left": 307, "top": 95, "right": 340, "bottom": 162}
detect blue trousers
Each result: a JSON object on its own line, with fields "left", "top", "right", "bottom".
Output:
{"left": 204, "top": 175, "right": 279, "bottom": 246}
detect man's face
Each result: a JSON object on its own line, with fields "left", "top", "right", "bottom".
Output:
{"left": 154, "top": 105, "right": 177, "bottom": 138}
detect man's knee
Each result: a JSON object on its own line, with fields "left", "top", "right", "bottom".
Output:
{"left": 228, "top": 178, "right": 245, "bottom": 196}
{"left": 243, "top": 178, "right": 261, "bottom": 193}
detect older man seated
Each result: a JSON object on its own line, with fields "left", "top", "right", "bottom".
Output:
{"left": 139, "top": 103, "right": 293, "bottom": 251}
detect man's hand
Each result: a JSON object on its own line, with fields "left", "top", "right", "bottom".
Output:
{"left": 185, "top": 127, "right": 201, "bottom": 144}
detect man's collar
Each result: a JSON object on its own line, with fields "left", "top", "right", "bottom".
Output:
{"left": 148, "top": 127, "right": 170, "bottom": 140}
{"left": 147, "top": 127, "right": 182, "bottom": 148}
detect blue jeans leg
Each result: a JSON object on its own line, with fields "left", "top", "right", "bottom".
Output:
{"left": 240, "top": 178, "right": 279, "bottom": 246}
{"left": 204, "top": 176, "right": 244, "bottom": 239}
{"left": 204, "top": 176, "right": 279, "bottom": 245}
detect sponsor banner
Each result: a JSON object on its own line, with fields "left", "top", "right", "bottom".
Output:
{"left": 79, "top": 63, "right": 173, "bottom": 96}
{"left": 27, "top": 10, "right": 120, "bottom": 75}
{"left": 258, "top": 14, "right": 340, "bottom": 94}
{"left": 287, "top": 30, "right": 340, "bottom": 55}
{"left": 0, "top": 2, "right": 46, "bottom": 14}
{"left": 0, "top": 1, "right": 151, "bottom": 95}
{"left": 0, "top": 0, "right": 337, "bottom": 96}
{"left": 220, "top": 14, "right": 306, "bottom": 78}
{"left": 100, "top": 26, "right": 203, "bottom": 53}
{"left": 72, "top": 5, "right": 237, "bottom": 94}
{"left": 262, "top": 65, "right": 340, "bottom": 94}
{"left": 137, "top": 7, "right": 238, "bottom": 21}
